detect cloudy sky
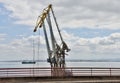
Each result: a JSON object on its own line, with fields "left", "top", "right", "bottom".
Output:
{"left": 0, "top": 0, "right": 120, "bottom": 62}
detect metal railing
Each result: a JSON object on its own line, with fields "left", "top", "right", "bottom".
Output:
{"left": 0, "top": 67, "right": 120, "bottom": 78}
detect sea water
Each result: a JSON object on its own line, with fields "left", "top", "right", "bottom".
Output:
{"left": 0, "top": 62, "right": 120, "bottom": 68}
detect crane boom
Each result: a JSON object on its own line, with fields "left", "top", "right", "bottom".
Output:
{"left": 34, "top": 4, "right": 52, "bottom": 32}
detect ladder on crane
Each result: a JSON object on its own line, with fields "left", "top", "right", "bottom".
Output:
{"left": 33, "top": 4, "right": 70, "bottom": 77}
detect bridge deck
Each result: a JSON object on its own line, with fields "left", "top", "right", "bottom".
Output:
{"left": 1, "top": 76, "right": 120, "bottom": 83}
{"left": 0, "top": 67, "right": 120, "bottom": 78}
{"left": 0, "top": 67, "right": 120, "bottom": 82}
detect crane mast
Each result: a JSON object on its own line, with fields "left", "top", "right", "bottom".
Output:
{"left": 34, "top": 4, "right": 70, "bottom": 77}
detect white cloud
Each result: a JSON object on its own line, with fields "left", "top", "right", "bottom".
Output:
{"left": 0, "top": 0, "right": 42, "bottom": 26}
{"left": 0, "top": 0, "right": 120, "bottom": 29}
{"left": 0, "top": 32, "right": 119, "bottom": 61}
{"left": 0, "top": 34, "right": 6, "bottom": 41}
{"left": 0, "top": 35, "right": 47, "bottom": 60}
{"left": 63, "top": 32, "right": 120, "bottom": 59}
{"left": 0, "top": 0, "right": 120, "bottom": 61}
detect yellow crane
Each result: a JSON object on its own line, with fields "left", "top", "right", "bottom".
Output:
{"left": 34, "top": 4, "right": 52, "bottom": 32}
{"left": 33, "top": 4, "right": 70, "bottom": 77}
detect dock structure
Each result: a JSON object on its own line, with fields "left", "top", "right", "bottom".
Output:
{"left": 0, "top": 67, "right": 120, "bottom": 82}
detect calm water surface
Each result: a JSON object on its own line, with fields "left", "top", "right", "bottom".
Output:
{"left": 0, "top": 62, "right": 120, "bottom": 68}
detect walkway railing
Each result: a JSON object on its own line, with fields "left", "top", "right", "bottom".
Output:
{"left": 0, "top": 67, "right": 120, "bottom": 78}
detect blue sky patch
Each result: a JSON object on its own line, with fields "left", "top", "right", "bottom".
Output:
{"left": 64, "top": 28, "right": 120, "bottom": 38}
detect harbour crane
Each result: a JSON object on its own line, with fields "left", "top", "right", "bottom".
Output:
{"left": 33, "top": 4, "right": 70, "bottom": 76}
